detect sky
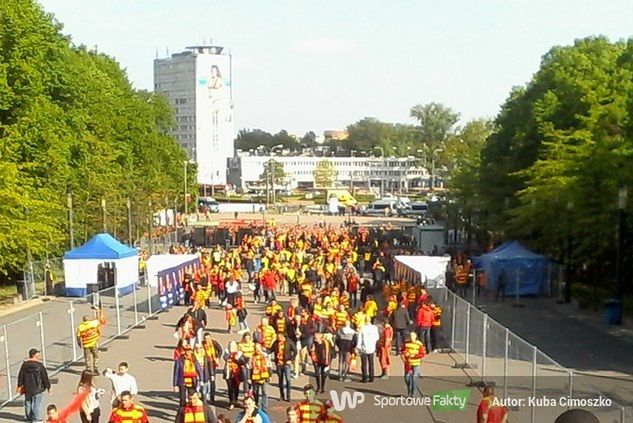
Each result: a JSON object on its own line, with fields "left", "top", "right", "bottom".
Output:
{"left": 38, "top": 0, "right": 633, "bottom": 136}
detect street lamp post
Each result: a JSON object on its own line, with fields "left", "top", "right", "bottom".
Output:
{"left": 617, "top": 186, "right": 628, "bottom": 301}
{"left": 183, "top": 160, "right": 189, "bottom": 216}
{"left": 431, "top": 148, "right": 443, "bottom": 190}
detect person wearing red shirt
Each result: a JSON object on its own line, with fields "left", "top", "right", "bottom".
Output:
{"left": 415, "top": 301, "right": 434, "bottom": 354}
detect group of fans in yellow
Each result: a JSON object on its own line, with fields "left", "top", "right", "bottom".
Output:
{"left": 35, "top": 222, "right": 497, "bottom": 423}
{"left": 169, "top": 223, "right": 445, "bottom": 423}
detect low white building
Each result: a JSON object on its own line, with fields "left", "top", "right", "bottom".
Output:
{"left": 227, "top": 154, "right": 431, "bottom": 193}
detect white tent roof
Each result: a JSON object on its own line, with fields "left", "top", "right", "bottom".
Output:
{"left": 394, "top": 255, "right": 450, "bottom": 288}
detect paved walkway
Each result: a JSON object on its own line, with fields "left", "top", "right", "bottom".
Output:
{"left": 0, "top": 294, "right": 482, "bottom": 423}
{"left": 473, "top": 292, "right": 633, "bottom": 413}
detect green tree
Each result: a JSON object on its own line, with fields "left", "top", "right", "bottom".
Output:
{"left": 0, "top": 0, "right": 193, "bottom": 281}
{"left": 410, "top": 102, "right": 460, "bottom": 148}
{"left": 314, "top": 159, "right": 338, "bottom": 188}
{"left": 258, "top": 159, "right": 286, "bottom": 186}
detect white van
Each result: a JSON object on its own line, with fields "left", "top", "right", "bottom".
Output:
{"left": 362, "top": 199, "right": 399, "bottom": 216}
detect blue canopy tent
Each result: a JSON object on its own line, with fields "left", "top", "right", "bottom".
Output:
{"left": 63, "top": 234, "right": 139, "bottom": 297}
{"left": 474, "top": 241, "right": 549, "bottom": 296}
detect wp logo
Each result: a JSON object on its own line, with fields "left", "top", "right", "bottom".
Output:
{"left": 329, "top": 390, "right": 365, "bottom": 411}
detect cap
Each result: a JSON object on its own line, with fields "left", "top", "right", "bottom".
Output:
{"left": 28, "top": 348, "right": 40, "bottom": 357}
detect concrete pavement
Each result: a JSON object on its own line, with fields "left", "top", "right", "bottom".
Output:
{"left": 0, "top": 293, "right": 483, "bottom": 423}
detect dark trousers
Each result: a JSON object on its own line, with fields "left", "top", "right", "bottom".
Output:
{"left": 394, "top": 329, "right": 407, "bottom": 355}
{"left": 80, "top": 408, "right": 100, "bottom": 423}
{"left": 226, "top": 377, "right": 240, "bottom": 406}
{"left": 360, "top": 353, "right": 375, "bottom": 382}
{"left": 350, "top": 291, "right": 358, "bottom": 308}
{"left": 276, "top": 364, "right": 292, "bottom": 400}
{"left": 417, "top": 327, "right": 431, "bottom": 354}
{"left": 179, "top": 385, "right": 195, "bottom": 407}
{"left": 431, "top": 326, "right": 442, "bottom": 351}
{"left": 314, "top": 363, "right": 328, "bottom": 392}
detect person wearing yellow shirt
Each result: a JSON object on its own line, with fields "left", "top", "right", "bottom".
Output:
{"left": 363, "top": 295, "right": 378, "bottom": 319}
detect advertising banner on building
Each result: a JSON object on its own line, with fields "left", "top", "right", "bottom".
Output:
{"left": 195, "top": 52, "right": 233, "bottom": 185}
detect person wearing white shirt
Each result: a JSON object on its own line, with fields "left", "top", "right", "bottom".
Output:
{"left": 103, "top": 362, "right": 138, "bottom": 407}
{"left": 357, "top": 316, "right": 379, "bottom": 383}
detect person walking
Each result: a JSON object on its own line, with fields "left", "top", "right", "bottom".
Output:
{"left": 107, "top": 391, "right": 149, "bottom": 423}
{"left": 415, "top": 301, "right": 434, "bottom": 354}
{"left": 17, "top": 348, "right": 51, "bottom": 423}
{"left": 391, "top": 302, "right": 409, "bottom": 356}
{"left": 77, "top": 370, "right": 101, "bottom": 423}
{"left": 175, "top": 390, "right": 217, "bottom": 423}
{"left": 251, "top": 342, "right": 271, "bottom": 411}
{"left": 76, "top": 308, "right": 105, "bottom": 373}
{"left": 309, "top": 333, "right": 332, "bottom": 394}
{"left": 357, "top": 315, "right": 379, "bottom": 383}
{"left": 102, "top": 362, "right": 138, "bottom": 408}
{"left": 401, "top": 332, "right": 425, "bottom": 397}
{"left": 378, "top": 321, "right": 393, "bottom": 380}
{"left": 271, "top": 332, "right": 297, "bottom": 402}
{"left": 496, "top": 270, "right": 507, "bottom": 302}
{"left": 335, "top": 321, "right": 356, "bottom": 382}
{"left": 173, "top": 345, "right": 203, "bottom": 407}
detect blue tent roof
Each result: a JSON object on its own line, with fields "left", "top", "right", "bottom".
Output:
{"left": 480, "top": 241, "right": 547, "bottom": 261}
{"left": 64, "top": 233, "right": 137, "bottom": 260}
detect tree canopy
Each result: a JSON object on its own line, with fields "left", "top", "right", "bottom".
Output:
{"left": 0, "top": 0, "right": 192, "bottom": 279}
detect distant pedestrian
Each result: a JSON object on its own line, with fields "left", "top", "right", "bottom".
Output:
{"left": 17, "top": 348, "right": 50, "bottom": 423}
{"left": 357, "top": 315, "right": 379, "bottom": 383}
{"left": 497, "top": 270, "right": 507, "bottom": 302}
{"left": 76, "top": 307, "right": 106, "bottom": 373}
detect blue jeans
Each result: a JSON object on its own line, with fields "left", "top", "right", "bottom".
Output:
{"left": 276, "top": 364, "right": 292, "bottom": 400}
{"left": 417, "top": 327, "right": 431, "bottom": 354}
{"left": 404, "top": 365, "right": 420, "bottom": 397}
{"left": 24, "top": 391, "right": 44, "bottom": 422}
{"left": 253, "top": 381, "right": 268, "bottom": 410}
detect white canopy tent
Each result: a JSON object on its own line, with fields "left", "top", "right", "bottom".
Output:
{"left": 63, "top": 233, "right": 139, "bottom": 297}
{"left": 394, "top": 255, "right": 451, "bottom": 288}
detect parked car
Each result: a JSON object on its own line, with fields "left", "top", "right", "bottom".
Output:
{"left": 303, "top": 204, "right": 327, "bottom": 215}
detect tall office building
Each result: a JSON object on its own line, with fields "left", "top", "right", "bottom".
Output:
{"left": 154, "top": 45, "right": 234, "bottom": 186}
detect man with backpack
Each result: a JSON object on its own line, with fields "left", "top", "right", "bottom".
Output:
{"left": 17, "top": 348, "right": 51, "bottom": 423}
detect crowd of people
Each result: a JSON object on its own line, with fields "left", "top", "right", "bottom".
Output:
{"left": 168, "top": 223, "right": 457, "bottom": 422}
{"left": 16, "top": 222, "right": 512, "bottom": 423}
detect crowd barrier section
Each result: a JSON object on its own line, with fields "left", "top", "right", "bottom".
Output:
{"left": 0, "top": 273, "right": 178, "bottom": 408}
{"left": 429, "top": 287, "right": 631, "bottom": 423}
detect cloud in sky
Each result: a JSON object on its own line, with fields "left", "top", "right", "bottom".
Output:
{"left": 295, "top": 37, "right": 359, "bottom": 54}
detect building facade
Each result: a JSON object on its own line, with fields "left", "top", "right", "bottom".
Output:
{"left": 154, "top": 45, "right": 234, "bottom": 185}
{"left": 228, "top": 155, "right": 431, "bottom": 193}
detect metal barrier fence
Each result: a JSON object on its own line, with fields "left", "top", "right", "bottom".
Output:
{"left": 0, "top": 275, "right": 166, "bottom": 407}
{"left": 432, "top": 287, "right": 631, "bottom": 423}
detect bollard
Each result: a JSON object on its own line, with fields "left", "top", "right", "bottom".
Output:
{"left": 115, "top": 288, "right": 122, "bottom": 336}
{"left": 38, "top": 312, "right": 46, "bottom": 367}
{"left": 2, "top": 325, "right": 11, "bottom": 399}
{"left": 69, "top": 302, "right": 77, "bottom": 361}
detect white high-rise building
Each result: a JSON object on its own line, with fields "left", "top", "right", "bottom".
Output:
{"left": 154, "top": 45, "right": 234, "bottom": 186}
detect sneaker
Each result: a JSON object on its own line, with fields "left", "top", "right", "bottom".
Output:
{"left": 229, "top": 404, "right": 234, "bottom": 410}
{"left": 380, "top": 375, "right": 389, "bottom": 381}
{"left": 344, "top": 378, "right": 352, "bottom": 383}
{"left": 292, "top": 374, "right": 299, "bottom": 380}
